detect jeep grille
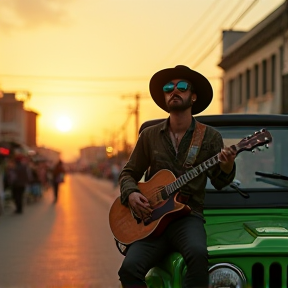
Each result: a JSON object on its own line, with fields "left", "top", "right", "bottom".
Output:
{"left": 252, "top": 262, "right": 288, "bottom": 288}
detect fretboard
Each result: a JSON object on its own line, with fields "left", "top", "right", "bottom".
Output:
{"left": 165, "top": 154, "right": 220, "bottom": 196}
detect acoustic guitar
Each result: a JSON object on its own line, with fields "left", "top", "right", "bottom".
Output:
{"left": 109, "top": 129, "right": 272, "bottom": 245}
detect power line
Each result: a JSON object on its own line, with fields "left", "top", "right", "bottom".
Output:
{"left": 0, "top": 73, "right": 221, "bottom": 82}
{"left": 229, "top": 0, "right": 259, "bottom": 28}
{"left": 181, "top": 0, "right": 245, "bottom": 65}
{"left": 187, "top": 0, "right": 259, "bottom": 68}
{"left": 169, "top": 0, "right": 236, "bottom": 66}
{"left": 157, "top": 0, "right": 259, "bottom": 70}
{"left": 22, "top": 91, "right": 146, "bottom": 97}
{"left": 0, "top": 74, "right": 149, "bottom": 82}
{"left": 156, "top": 0, "right": 222, "bottom": 67}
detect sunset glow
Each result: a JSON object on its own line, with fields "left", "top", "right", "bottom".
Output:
{"left": 56, "top": 116, "right": 72, "bottom": 133}
{"left": 0, "top": 0, "right": 284, "bottom": 162}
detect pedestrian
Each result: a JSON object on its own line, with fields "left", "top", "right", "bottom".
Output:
{"left": 117, "top": 65, "right": 237, "bottom": 288}
{"left": 0, "top": 162, "right": 5, "bottom": 215}
{"left": 51, "top": 160, "right": 65, "bottom": 203}
{"left": 2, "top": 157, "right": 15, "bottom": 208}
{"left": 28, "top": 160, "right": 42, "bottom": 201}
{"left": 111, "top": 162, "right": 120, "bottom": 188}
{"left": 10, "top": 155, "right": 30, "bottom": 214}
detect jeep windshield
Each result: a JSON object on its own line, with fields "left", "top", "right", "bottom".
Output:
{"left": 204, "top": 125, "right": 288, "bottom": 209}
{"left": 206, "top": 126, "right": 288, "bottom": 189}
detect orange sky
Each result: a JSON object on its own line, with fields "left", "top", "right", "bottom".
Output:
{"left": 0, "top": 0, "right": 284, "bottom": 162}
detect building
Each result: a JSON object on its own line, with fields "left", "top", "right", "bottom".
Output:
{"left": 218, "top": 2, "right": 288, "bottom": 114}
{"left": 0, "top": 92, "right": 38, "bottom": 153}
{"left": 79, "top": 145, "right": 107, "bottom": 168}
{"left": 0, "top": 91, "right": 61, "bottom": 164}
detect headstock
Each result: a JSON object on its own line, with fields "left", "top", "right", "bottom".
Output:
{"left": 233, "top": 129, "right": 272, "bottom": 155}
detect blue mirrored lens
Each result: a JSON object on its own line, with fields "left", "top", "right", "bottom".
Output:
{"left": 163, "top": 82, "right": 175, "bottom": 92}
{"left": 177, "top": 81, "right": 189, "bottom": 91}
{"left": 163, "top": 81, "right": 189, "bottom": 92}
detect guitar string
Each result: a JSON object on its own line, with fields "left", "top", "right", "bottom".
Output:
{"left": 145, "top": 150, "right": 238, "bottom": 205}
{"left": 165, "top": 154, "right": 220, "bottom": 196}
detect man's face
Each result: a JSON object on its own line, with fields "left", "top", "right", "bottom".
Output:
{"left": 163, "top": 79, "right": 196, "bottom": 112}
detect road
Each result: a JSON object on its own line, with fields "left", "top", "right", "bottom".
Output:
{"left": 0, "top": 173, "right": 124, "bottom": 288}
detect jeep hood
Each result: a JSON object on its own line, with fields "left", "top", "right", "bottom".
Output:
{"left": 206, "top": 219, "right": 288, "bottom": 247}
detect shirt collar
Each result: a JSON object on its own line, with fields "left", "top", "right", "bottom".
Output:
{"left": 160, "top": 117, "right": 195, "bottom": 133}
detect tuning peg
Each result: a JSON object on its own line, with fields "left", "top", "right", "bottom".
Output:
{"left": 265, "top": 144, "right": 269, "bottom": 149}
{"left": 251, "top": 149, "right": 255, "bottom": 153}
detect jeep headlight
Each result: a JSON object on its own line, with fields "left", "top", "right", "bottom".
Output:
{"left": 209, "top": 263, "right": 246, "bottom": 288}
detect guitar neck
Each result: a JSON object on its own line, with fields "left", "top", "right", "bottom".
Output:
{"left": 164, "top": 154, "right": 221, "bottom": 197}
{"left": 161, "top": 126, "right": 272, "bottom": 198}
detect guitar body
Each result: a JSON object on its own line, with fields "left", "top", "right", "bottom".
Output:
{"left": 109, "top": 169, "right": 191, "bottom": 245}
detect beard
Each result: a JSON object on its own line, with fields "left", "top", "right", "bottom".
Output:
{"left": 166, "top": 94, "right": 193, "bottom": 112}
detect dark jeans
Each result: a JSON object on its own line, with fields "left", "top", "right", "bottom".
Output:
{"left": 12, "top": 185, "right": 26, "bottom": 213}
{"left": 118, "top": 214, "right": 209, "bottom": 288}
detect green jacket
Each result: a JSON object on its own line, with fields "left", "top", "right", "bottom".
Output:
{"left": 119, "top": 117, "right": 236, "bottom": 212}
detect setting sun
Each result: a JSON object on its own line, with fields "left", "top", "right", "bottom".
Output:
{"left": 56, "top": 116, "right": 72, "bottom": 132}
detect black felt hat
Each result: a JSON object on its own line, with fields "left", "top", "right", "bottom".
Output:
{"left": 149, "top": 65, "right": 213, "bottom": 115}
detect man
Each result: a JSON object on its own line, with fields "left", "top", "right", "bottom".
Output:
{"left": 10, "top": 155, "right": 30, "bottom": 214}
{"left": 118, "top": 65, "right": 236, "bottom": 288}
{"left": 51, "top": 159, "right": 65, "bottom": 203}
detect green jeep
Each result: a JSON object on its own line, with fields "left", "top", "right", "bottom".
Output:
{"left": 140, "top": 114, "right": 288, "bottom": 288}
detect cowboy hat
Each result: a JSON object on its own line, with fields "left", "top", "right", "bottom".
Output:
{"left": 149, "top": 65, "right": 213, "bottom": 115}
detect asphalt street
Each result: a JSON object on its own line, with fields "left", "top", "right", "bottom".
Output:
{"left": 0, "top": 173, "right": 124, "bottom": 288}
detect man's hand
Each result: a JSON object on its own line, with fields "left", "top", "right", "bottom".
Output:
{"left": 128, "top": 192, "right": 153, "bottom": 220}
{"left": 218, "top": 146, "right": 237, "bottom": 174}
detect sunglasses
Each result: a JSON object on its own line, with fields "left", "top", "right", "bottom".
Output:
{"left": 163, "top": 81, "right": 191, "bottom": 93}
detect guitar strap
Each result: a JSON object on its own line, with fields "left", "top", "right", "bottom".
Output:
{"left": 183, "top": 120, "right": 207, "bottom": 169}
{"left": 177, "top": 121, "right": 207, "bottom": 206}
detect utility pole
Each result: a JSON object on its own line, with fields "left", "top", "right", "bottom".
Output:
{"left": 135, "top": 94, "right": 140, "bottom": 141}
{"left": 122, "top": 93, "right": 141, "bottom": 143}
{"left": 121, "top": 106, "right": 134, "bottom": 154}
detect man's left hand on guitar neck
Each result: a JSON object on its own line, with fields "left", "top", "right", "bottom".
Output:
{"left": 218, "top": 146, "right": 237, "bottom": 174}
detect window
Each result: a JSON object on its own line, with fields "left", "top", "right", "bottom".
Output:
{"left": 246, "top": 69, "right": 251, "bottom": 100}
{"left": 238, "top": 74, "right": 242, "bottom": 105}
{"left": 254, "top": 64, "right": 259, "bottom": 97}
{"left": 228, "top": 79, "right": 234, "bottom": 111}
{"left": 1, "top": 106, "right": 15, "bottom": 122}
{"left": 271, "top": 54, "right": 276, "bottom": 92}
{"left": 280, "top": 46, "right": 283, "bottom": 72}
{"left": 262, "top": 59, "right": 267, "bottom": 94}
